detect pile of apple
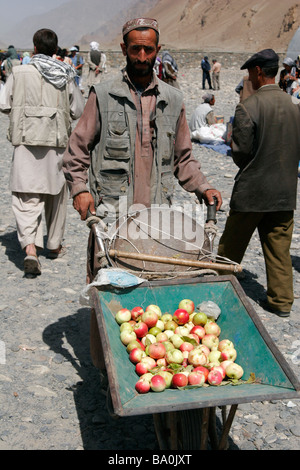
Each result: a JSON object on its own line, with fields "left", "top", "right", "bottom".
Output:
{"left": 115, "top": 298, "right": 244, "bottom": 394}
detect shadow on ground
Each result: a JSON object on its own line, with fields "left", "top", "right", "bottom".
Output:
{"left": 42, "top": 308, "right": 158, "bottom": 450}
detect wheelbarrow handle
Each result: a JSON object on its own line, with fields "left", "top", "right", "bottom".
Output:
{"left": 86, "top": 209, "right": 108, "bottom": 232}
{"left": 206, "top": 196, "right": 217, "bottom": 224}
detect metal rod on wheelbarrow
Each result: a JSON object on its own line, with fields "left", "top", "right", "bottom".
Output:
{"left": 108, "top": 249, "right": 243, "bottom": 273}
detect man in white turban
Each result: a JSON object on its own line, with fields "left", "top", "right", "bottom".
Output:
{"left": 87, "top": 41, "right": 106, "bottom": 88}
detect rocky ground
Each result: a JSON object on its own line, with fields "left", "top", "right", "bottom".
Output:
{"left": 0, "top": 63, "right": 299, "bottom": 451}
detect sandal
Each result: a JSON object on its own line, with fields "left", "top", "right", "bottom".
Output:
{"left": 47, "top": 245, "right": 67, "bottom": 259}
{"left": 24, "top": 255, "right": 42, "bottom": 275}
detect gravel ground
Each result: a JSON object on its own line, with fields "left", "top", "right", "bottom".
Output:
{"left": 0, "top": 63, "right": 299, "bottom": 451}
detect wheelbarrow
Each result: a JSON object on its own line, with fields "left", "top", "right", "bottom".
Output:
{"left": 88, "top": 276, "right": 300, "bottom": 450}
{"left": 85, "top": 204, "right": 299, "bottom": 449}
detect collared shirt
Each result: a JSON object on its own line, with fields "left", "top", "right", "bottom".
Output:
{"left": 124, "top": 69, "right": 158, "bottom": 205}
{"left": 63, "top": 69, "right": 212, "bottom": 206}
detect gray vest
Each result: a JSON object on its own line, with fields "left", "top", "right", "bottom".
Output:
{"left": 8, "top": 65, "right": 71, "bottom": 148}
{"left": 91, "top": 74, "right": 183, "bottom": 219}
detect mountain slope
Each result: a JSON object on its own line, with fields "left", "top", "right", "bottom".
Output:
{"left": 1, "top": 0, "right": 299, "bottom": 53}
{"left": 1, "top": 0, "right": 136, "bottom": 49}
{"left": 140, "top": 0, "right": 300, "bottom": 52}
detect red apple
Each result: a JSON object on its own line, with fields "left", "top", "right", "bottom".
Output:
{"left": 193, "top": 366, "right": 209, "bottom": 382}
{"left": 220, "top": 360, "right": 233, "bottom": 373}
{"left": 133, "top": 321, "right": 148, "bottom": 338}
{"left": 156, "top": 332, "right": 168, "bottom": 343}
{"left": 211, "top": 365, "right": 226, "bottom": 379}
{"left": 202, "top": 334, "right": 219, "bottom": 351}
{"left": 150, "top": 374, "right": 166, "bottom": 392}
{"left": 187, "top": 349, "right": 208, "bottom": 367}
{"left": 218, "top": 339, "right": 234, "bottom": 352}
{"left": 126, "top": 339, "right": 145, "bottom": 353}
{"left": 172, "top": 373, "right": 188, "bottom": 388}
{"left": 173, "top": 308, "right": 190, "bottom": 325}
{"left": 131, "top": 306, "right": 144, "bottom": 321}
{"left": 196, "top": 344, "right": 210, "bottom": 356}
{"left": 207, "top": 369, "right": 223, "bottom": 385}
{"left": 129, "top": 347, "right": 146, "bottom": 364}
{"left": 178, "top": 299, "right": 195, "bottom": 315}
{"left": 148, "top": 342, "right": 166, "bottom": 360}
{"left": 135, "top": 362, "right": 148, "bottom": 376}
{"left": 115, "top": 308, "right": 132, "bottom": 324}
{"left": 135, "top": 356, "right": 156, "bottom": 375}
{"left": 141, "top": 356, "right": 156, "bottom": 369}
{"left": 135, "top": 378, "right": 150, "bottom": 394}
{"left": 188, "top": 370, "right": 206, "bottom": 386}
{"left": 156, "top": 358, "right": 167, "bottom": 368}
{"left": 190, "top": 325, "right": 206, "bottom": 340}
{"left": 180, "top": 341, "right": 194, "bottom": 353}
{"left": 221, "top": 347, "right": 237, "bottom": 362}
{"left": 145, "top": 304, "right": 162, "bottom": 318}
{"left": 204, "top": 322, "right": 221, "bottom": 337}
{"left": 157, "top": 370, "right": 173, "bottom": 388}
{"left": 141, "top": 310, "right": 159, "bottom": 328}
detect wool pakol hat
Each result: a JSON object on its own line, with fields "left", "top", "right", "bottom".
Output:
{"left": 241, "top": 48, "right": 279, "bottom": 70}
{"left": 122, "top": 18, "right": 160, "bottom": 37}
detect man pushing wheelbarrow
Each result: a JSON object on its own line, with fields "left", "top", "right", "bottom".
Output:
{"left": 62, "top": 17, "right": 223, "bottom": 381}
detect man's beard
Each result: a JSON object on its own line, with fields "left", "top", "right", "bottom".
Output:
{"left": 126, "top": 55, "right": 156, "bottom": 78}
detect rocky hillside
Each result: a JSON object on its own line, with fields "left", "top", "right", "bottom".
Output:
{"left": 137, "top": 0, "right": 300, "bottom": 52}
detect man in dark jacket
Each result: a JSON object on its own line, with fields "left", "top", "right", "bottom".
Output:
{"left": 201, "top": 56, "right": 213, "bottom": 90}
{"left": 217, "top": 49, "right": 300, "bottom": 317}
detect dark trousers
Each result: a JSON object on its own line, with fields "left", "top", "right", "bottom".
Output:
{"left": 202, "top": 71, "right": 212, "bottom": 89}
{"left": 217, "top": 210, "right": 294, "bottom": 312}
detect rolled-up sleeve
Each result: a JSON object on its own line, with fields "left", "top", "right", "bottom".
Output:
{"left": 173, "top": 104, "right": 212, "bottom": 198}
{"left": 63, "top": 89, "right": 100, "bottom": 197}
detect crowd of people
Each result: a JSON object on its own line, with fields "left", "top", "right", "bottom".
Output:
{"left": 0, "top": 19, "right": 299, "bottom": 334}
{"left": 0, "top": 42, "right": 107, "bottom": 94}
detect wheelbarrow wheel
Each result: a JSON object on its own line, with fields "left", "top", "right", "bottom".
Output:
{"left": 153, "top": 409, "right": 207, "bottom": 450}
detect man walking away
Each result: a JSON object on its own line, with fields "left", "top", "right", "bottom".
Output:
{"left": 0, "top": 28, "right": 85, "bottom": 275}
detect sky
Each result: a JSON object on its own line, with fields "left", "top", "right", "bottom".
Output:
{"left": 1, "top": 0, "right": 69, "bottom": 33}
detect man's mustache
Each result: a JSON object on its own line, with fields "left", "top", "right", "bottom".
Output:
{"left": 132, "top": 60, "right": 152, "bottom": 65}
